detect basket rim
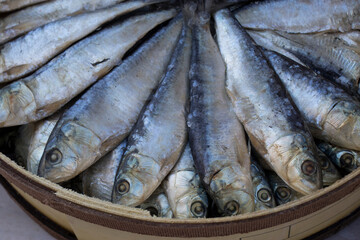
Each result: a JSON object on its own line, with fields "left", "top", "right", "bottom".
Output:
{"left": 1, "top": 152, "right": 360, "bottom": 237}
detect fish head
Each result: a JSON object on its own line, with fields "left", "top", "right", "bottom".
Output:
{"left": 317, "top": 150, "right": 341, "bottom": 186}
{"left": 254, "top": 183, "right": 276, "bottom": 209}
{"left": 271, "top": 134, "right": 322, "bottom": 195}
{"left": 38, "top": 135, "right": 78, "bottom": 183}
{"left": 38, "top": 122, "right": 101, "bottom": 183}
{"left": 274, "top": 185, "right": 295, "bottom": 205}
{"left": 335, "top": 149, "right": 360, "bottom": 172}
{"left": 112, "top": 152, "right": 160, "bottom": 207}
{"left": 210, "top": 166, "right": 254, "bottom": 216}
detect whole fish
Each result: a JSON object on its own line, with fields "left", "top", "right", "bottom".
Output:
{"left": 112, "top": 21, "right": 190, "bottom": 207}
{"left": 188, "top": 7, "right": 254, "bottom": 216}
{"left": 215, "top": 9, "right": 322, "bottom": 195}
{"left": 0, "top": 0, "right": 127, "bottom": 45}
{"left": 316, "top": 148, "right": 341, "bottom": 186}
{"left": 0, "top": 10, "right": 176, "bottom": 127}
{"left": 81, "top": 141, "right": 127, "bottom": 201}
{"left": 248, "top": 30, "right": 360, "bottom": 94}
{"left": 262, "top": 49, "right": 360, "bottom": 151}
{"left": 163, "top": 144, "right": 208, "bottom": 218}
{"left": 250, "top": 159, "right": 276, "bottom": 211}
{"left": 0, "top": 0, "right": 159, "bottom": 83}
{"left": 139, "top": 186, "right": 173, "bottom": 218}
{"left": 267, "top": 171, "right": 303, "bottom": 205}
{"left": 235, "top": 0, "right": 360, "bottom": 34}
{"left": 317, "top": 141, "right": 360, "bottom": 173}
{"left": 38, "top": 14, "right": 182, "bottom": 183}
{"left": 0, "top": 0, "right": 48, "bottom": 12}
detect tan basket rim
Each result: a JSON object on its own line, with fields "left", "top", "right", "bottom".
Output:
{"left": 1, "top": 153, "right": 360, "bottom": 237}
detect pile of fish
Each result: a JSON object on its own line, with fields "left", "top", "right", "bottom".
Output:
{"left": 0, "top": 0, "right": 359, "bottom": 218}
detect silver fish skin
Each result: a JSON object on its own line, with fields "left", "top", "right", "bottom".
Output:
{"left": 0, "top": 0, "right": 126, "bottom": 44}
{"left": 0, "top": 10, "right": 176, "bottom": 128}
{"left": 38, "top": 14, "right": 182, "bottom": 183}
{"left": 262, "top": 49, "right": 360, "bottom": 151}
{"left": 0, "top": 0, "right": 48, "bottom": 12}
{"left": 112, "top": 21, "right": 189, "bottom": 207}
{"left": 235, "top": 0, "right": 360, "bottom": 34}
{"left": 139, "top": 185, "right": 174, "bottom": 218}
{"left": 188, "top": 12, "right": 254, "bottom": 216}
{"left": 25, "top": 113, "right": 60, "bottom": 174}
{"left": 81, "top": 140, "right": 127, "bottom": 201}
{"left": 317, "top": 141, "right": 360, "bottom": 173}
{"left": 267, "top": 171, "right": 303, "bottom": 205}
{"left": 250, "top": 159, "right": 276, "bottom": 211}
{"left": 215, "top": 9, "right": 322, "bottom": 195}
{"left": 248, "top": 30, "right": 360, "bottom": 94}
{"left": 0, "top": 1, "right": 157, "bottom": 83}
{"left": 316, "top": 148, "right": 341, "bottom": 186}
{"left": 163, "top": 144, "right": 208, "bottom": 218}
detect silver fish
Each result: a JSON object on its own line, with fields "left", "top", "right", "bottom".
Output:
{"left": 235, "top": 0, "right": 360, "bottom": 34}
{"left": 38, "top": 14, "right": 182, "bottom": 183}
{"left": 81, "top": 141, "right": 127, "bottom": 201}
{"left": 215, "top": 9, "right": 322, "bottom": 195}
{"left": 0, "top": 0, "right": 126, "bottom": 44}
{"left": 26, "top": 113, "right": 60, "bottom": 174}
{"left": 316, "top": 148, "right": 341, "bottom": 186}
{"left": 188, "top": 8, "right": 254, "bottom": 216}
{"left": 0, "top": 0, "right": 158, "bottom": 83}
{"left": 112, "top": 20, "right": 189, "bottom": 207}
{"left": 267, "top": 171, "right": 303, "bottom": 205}
{"left": 262, "top": 49, "right": 360, "bottom": 152}
{"left": 0, "top": 9, "right": 176, "bottom": 127}
{"left": 0, "top": 0, "right": 48, "bottom": 12}
{"left": 163, "top": 144, "right": 208, "bottom": 218}
{"left": 248, "top": 30, "right": 360, "bottom": 94}
{"left": 250, "top": 159, "right": 276, "bottom": 211}
{"left": 139, "top": 186, "right": 173, "bottom": 218}
{"left": 317, "top": 141, "right": 360, "bottom": 173}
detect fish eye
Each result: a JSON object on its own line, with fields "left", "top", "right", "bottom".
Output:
{"left": 191, "top": 201, "right": 206, "bottom": 217}
{"left": 340, "top": 153, "right": 354, "bottom": 167}
{"left": 319, "top": 157, "right": 330, "bottom": 170}
{"left": 301, "top": 160, "right": 317, "bottom": 176}
{"left": 116, "top": 179, "right": 130, "bottom": 194}
{"left": 257, "top": 188, "right": 272, "bottom": 203}
{"left": 224, "top": 201, "right": 240, "bottom": 216}
{"left": 275, "top": 187, "right": 291, "bottom": 201}
{"left": 46, "top": 148, "right": 62, "bottom": 165}
{"left": 145, "top": 207, "right": 158, "bottom": 217}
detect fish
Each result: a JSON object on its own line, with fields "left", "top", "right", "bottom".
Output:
{"left": 0, "top": 0, "right": 128, "bottom": 45}
{"left": 139, "top": 185, "right": 174, "bottom": 218}
{"left": 0, "top": 0, "right": 160, "bottom": 83}
{"left": 162, "top": 144, "right": 208, "bottom": 218}
{"left": 188, "top": 6, "right": 254, "bottom": 216}
{"left": 81, "top": 141, "right": 127, "bottom": 201}
{"left": 317, "top": 141, "right": 360, "bottom": 173}
{"left": 262, "top": 49, "right": 360, "bottom": 152}
{"left": 0, "top": 0, "right": 48, "bottom": 12}
{"left": 267, "top": 171, "right": 303, "bottom": 205}
{"left": 250, "top": 159, "right": 276, "bottom": 210}
{"left": 112, "top": 20, "right": 190, "bottom": 207}
{"left": 0, "top": 9, "right": 177, "bottom": 128}
{"left": 214, "top": 9, "right": 322, "bottom": 195}
{"left": 248, "top": 30, "right": 360, "bottom": 94}
{"left": 37, "top": 14, "right": 182, "bottom": 183}
{"left": 25, "top": 113, "right": 60, "bottom": 174}
{"left": 235, "top": 0, "right": 360, "bottom": 34}
{"left": 316, "top": 148, "right": 341, "bottom": 186}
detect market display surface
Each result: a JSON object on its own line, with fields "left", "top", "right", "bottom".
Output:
{"left": 0, "top": 0, "right": 360, "bottom": 221}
